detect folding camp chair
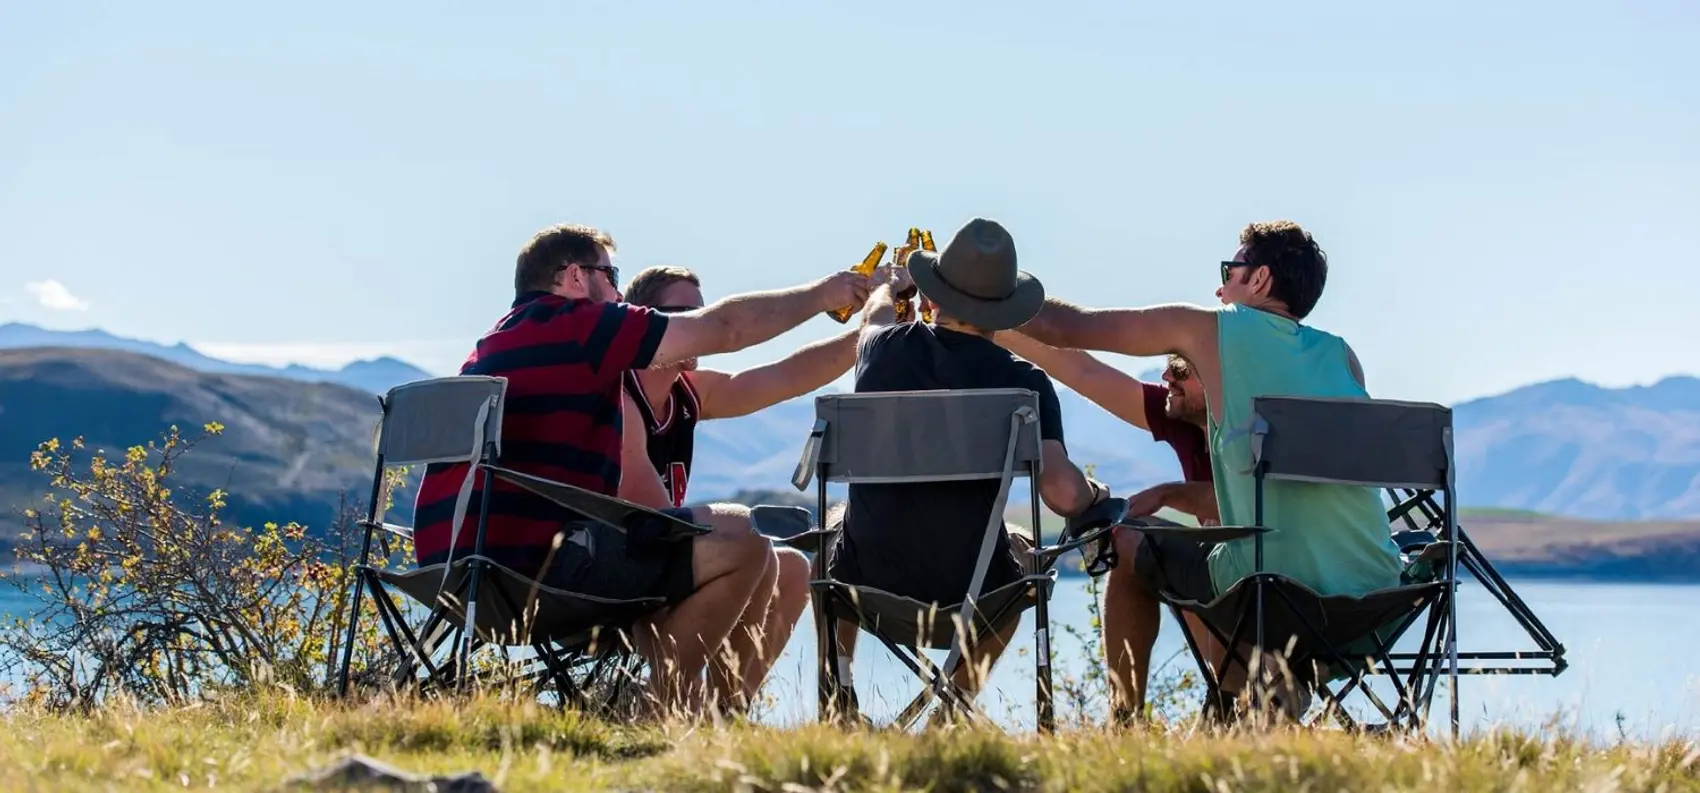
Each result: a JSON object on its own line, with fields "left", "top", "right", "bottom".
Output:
{"left": 789, "top": 389, "right": 1125, "bottom": 733}
{"left": 1142, "top": 396, "right": 1472, "bottom": 735}
{"left": 1379, "top": 485, "right": 1567, "bottom": 689}
{"left": 330, "top": 376, "right": 709, "bottom": 711}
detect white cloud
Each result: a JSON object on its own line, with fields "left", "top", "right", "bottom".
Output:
{"left": 24, "top": 280, "right": 90, "bottom": 312}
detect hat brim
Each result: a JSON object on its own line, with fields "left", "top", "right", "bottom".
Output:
{"left": 908, "top": 250, "right": 1046, "bottom": 332}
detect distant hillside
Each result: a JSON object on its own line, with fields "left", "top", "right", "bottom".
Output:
{"left": 0, "top": 323, "right": 431, "bottom": 394}
{"left": 0, "top": 348, "right": 385, "bottom": 542}
{"left": 691, "top": 375, "right": 1700, "bottom": 521}
{"left": 1451, "top": 376, "right": 1700, "bottom": 520}
{"left": 1459, "top": 513, "right": 1700, "bottom": 582}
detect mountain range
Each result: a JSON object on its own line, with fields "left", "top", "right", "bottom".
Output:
{"left": 1, "top": 322, "right": 1697, "bottom": 539}
{"left": 0, "top": 323, "right": 432, "bottom": 395}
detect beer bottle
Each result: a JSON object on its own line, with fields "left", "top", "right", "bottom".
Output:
{"left": 893, "top": 227, "right": 921, "bottom": 322}
{"left": 828, "top": 241, "right": 888, "bottom": 323}
{"left": 917, "top": 228, "right": 937, "bottom": 322}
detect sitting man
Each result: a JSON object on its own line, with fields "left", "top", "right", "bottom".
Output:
{"left": 828, "top": 218, "right": 1110, "bottom": 705}
{"left": 992, "top": 337, "right": 1221, "bottom": 720}
{"left": 412, "top": 222, "right": 872, "bottom": 714}
{"left": 1015, "top": 220, "right": 1404, "bottom": 720}
{"left": 615, "top": 264, "right": 859, "bottom": 713}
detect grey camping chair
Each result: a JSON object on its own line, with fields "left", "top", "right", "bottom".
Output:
{"left": 788, "top": 389, "right": 1125, "bottom": 733}
{"left": 330, "top": 375, "right": 709, "bottom": 709}
{"left": 1141, "top": 395, "right": 1483, "bottom": 734}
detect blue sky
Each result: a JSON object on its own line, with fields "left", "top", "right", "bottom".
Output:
{"left": 2, "top": 0, "right": 1695, "bottom": 405}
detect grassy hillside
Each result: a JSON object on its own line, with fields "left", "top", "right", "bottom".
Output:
{"left": 0, "top": 347, "right": 387, "bottom": 544}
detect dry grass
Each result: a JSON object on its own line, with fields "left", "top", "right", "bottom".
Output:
{"left": 1, "top": 691, "right": 1696, "bottom": 792}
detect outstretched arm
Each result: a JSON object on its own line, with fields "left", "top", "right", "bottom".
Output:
{"left": 1018, "top": 299, "right": 1217, "bottom": 365}
{"left": 649, "top": 271, "right": 871, "bottom": 369}
{"left": 692, "top": 328, "right": 859, "bottom": 420}
{"left": 995, "top": 331, "right": 1152, "bottom": 431}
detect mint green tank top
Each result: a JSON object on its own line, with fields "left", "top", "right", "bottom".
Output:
{"left": 1205, "top": 304, "right": 1403, "bottom": 596}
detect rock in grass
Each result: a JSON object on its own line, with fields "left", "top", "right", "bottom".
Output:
{"left": 284, "top": 754, "right": 496, "bottom": 792}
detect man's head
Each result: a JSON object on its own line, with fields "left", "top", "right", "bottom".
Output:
{"left": 1215, "top": 220, "right": 1327, "bottom": 320}
{"left": 514, "top": 223, "right": 622, "bottom": 303}
{"left": 1160, "top": 355, "right": 1206, "bottom": 426}
{"left": 908, "top": 217, "right": 1045, "bottom": 332}
{"left": 623, "top": 265, "right": 704, "bottom": 371}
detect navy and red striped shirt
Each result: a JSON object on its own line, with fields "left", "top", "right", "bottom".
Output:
{"left": 412, "top": 291, "right": 669, "bottom": 567}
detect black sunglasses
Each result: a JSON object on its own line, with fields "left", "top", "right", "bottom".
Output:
{"left": 1219, "top": 260, "right": 1257, "bottom": 285}
{"left": 649, "top": 304, "right": 701, "bottom": 313}
{"left": 561, "top": 262, "right": 620, "bottom": 288}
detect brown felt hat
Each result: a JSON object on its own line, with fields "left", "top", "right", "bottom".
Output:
{"left": 907, "top": 217, "right": 1045, "bottom": 331}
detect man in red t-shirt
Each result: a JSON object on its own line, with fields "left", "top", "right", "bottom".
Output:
{"left": 414, "top": 222, "right": 872, "bottom": 713}
{"left": 994, "top": 333, "right": 1217, "bottom": 721}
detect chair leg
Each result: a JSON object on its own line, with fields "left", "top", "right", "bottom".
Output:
{"left": 457, "top": 559, "right": 486, "bottom": 693}
{"left": 335, "top": 568, "right": 368, "bottom": 698}
{"left": 1033, "top": 576, "right": 1055, "bottom": 734}
{"left": 818, "top": 590, "right": 854, "bottom": 724}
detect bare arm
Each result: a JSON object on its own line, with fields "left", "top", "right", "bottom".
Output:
{"left": 693, "top": 328, "right": 859, "bottom": 420}
{"left": 1152, "top": 482, "right": 1220, "bottom": 523}
{"left": 996, "top": 331, "right": 1152, "bottom": 431}
{"left": 1037, "top": 440, "right": 1104, "bottom": 518}
{"left": 1019, "top": 299, "right": 1217, "bottom": 365}
{"left": 649, "top": 272, "right": 869, "bottom": 369}
{"left": 615, "top": 392, "right": 673, "bottom": 509}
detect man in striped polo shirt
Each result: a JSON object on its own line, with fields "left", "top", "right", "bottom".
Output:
{"left": 413, "top": 222, "right": 871, "bottom": 713}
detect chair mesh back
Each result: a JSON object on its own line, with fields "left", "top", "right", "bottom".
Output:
{"left": 816, "top": 389, "right": 1043, "bottom": 483}
{"left": 376, "top": 376, "right": 507, "bottom": 465}
{"left": 1255, "top": 396, "right": 1451, "bottom": 489}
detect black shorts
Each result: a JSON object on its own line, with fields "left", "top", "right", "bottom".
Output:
{"left": 1133, "top": 531, "right": 1219, "bottom": 603}
{"left": 533, "top": 509, "right": 698, "bottom": 605}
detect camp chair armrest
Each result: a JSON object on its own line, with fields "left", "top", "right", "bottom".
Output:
{"left": 358, "top": 520, "right": 414, "bottom": 541}
{"left": 1129, "top": 523, "right": 1269, "bottom": 544}
{"left": 1034, "top": 524, "right": 1117, "bottom": 565}
{"left": 483, "top": 464, "right": 711, "bottom": 541}
{"left": 1059, "top": 497, "right": 1129, "bottom": 542}
{"left": 779, "top": 528, "right": 840, "bottom": 555}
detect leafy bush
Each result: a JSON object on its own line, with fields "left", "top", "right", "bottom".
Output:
{"left": 0, "top": 424, "right": 409, "bottom": 711}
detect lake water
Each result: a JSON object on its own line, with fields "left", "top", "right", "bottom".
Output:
{"left": 3, "top": 577, "right": 1695, "bottom": 740}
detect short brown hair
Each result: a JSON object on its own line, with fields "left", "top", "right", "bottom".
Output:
{"left": 1165, "top": 354, "right": 1193, "bottom": 380}
{"left": 1238, "top": 220, "right": 1327, "bottom": 319}
{"left": 514, "top": 223, "right": 616, "bottom": 297}
{"left": 623, "top": 266, "right": 700, "bottom": 307}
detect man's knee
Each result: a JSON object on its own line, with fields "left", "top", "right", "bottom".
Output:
{"left": 774, "top": 547, "right": 811, "bottom": 601}
{"left": 689, "top": 503, "right": 773, "bottom": 576}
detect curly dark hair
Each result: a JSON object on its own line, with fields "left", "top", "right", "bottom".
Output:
{"left": 1238, "top": 220, "right": 1327, "bottom": 319}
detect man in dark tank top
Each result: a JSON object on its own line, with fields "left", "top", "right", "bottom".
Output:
{"left": 616, "top": 264, "right": 860, "bottom": 715}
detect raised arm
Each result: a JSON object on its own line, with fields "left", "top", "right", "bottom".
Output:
{"left": 648, "top": 271, "right": 871, "bottom": 369}
{"left": 995, "top": 331, "right": 1152, "bottom": 431}
{"left": 1019, "top": 299, "right": 1217, "bottom": 365}
{"left": 616, "top": 392, "right": 673, "bottom": 509}
{"left": 857, "top": 263, "right": 911, "bottom": 344}
{"left": 692, "top": 328, "right": 859, "bottom": 420}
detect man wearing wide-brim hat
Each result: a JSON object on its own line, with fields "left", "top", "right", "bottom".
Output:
{"left": 821, "top": 217, "right": 1112, "bottom": 705}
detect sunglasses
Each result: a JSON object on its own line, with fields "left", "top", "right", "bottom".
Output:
{"left": 649, "top": 304, "right": 702, "bottom": 313}
{"left": 561, "top": 262, "right": 620, "bottom": 288}
{"left": 1219, "top": 260, "right": 1258, "bottom": 285}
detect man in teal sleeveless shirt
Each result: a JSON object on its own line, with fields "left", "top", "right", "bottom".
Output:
{"left": 1018, "top": 220, "right": 1403, "bottom": 721}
